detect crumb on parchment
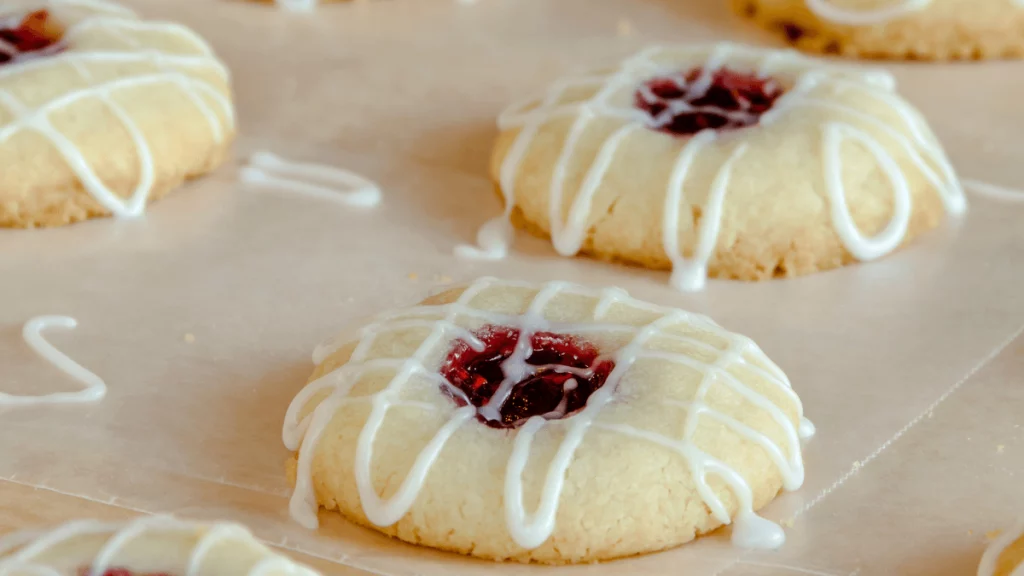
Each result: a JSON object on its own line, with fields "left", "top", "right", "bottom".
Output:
{"left": 617, "top": 18, "right": 634, "bottom": 37}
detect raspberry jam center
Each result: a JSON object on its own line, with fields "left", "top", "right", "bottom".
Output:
{"left": 440, "top": 325, "right": 615, "bottom": 429}
{"left": 0, "top": 10, "right": 64, "bottom": 66}
{"left": 635, "top": 67, "right": 783, "bottom": 136}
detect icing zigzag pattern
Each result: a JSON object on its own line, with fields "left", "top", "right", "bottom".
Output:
{"left": 460, "top": 44, "right": 966, "bottom": 291}
{"left": 0, "top": 0, "right": 234, "bottom": 218}
{"left": 285, "top": 277, "right": 812, "bottom": 550}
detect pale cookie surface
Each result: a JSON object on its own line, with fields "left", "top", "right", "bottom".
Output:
{"left": 735, "top": 0, "right": 1024, "bottom": 60}
{"left": 0, "top": 516, "right": 318, "bottom": 576}
{"left": 283, "top": 277, "right": 812, "bottom": 563}
{"left": 462, "top": 43, "right": 965, "bottom": 291}
{"left": 0, "top": 0, "right": 235, "bottom": 228}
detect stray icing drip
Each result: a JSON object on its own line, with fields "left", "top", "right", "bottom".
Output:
{"left": 274, "top": 0, "right": 318, "bottom": 12}
{"left": 978, "top": 522, "right": 1024, "bottom": 576}
{"left": 0, "top": 516, "right": 318, "bottom": 576}
{"left": 283, "top": 277, "right": 810, "bottom": 550}
{"left": 964, "top": 179, "right": 1024, "bottom": 203}
{"left": 241, "top": 151, "right": 382, "bottom": 208}
{"left": 0, "top": 1, "right": 234, "bottom": 219}
{"left": 799, "top": 416, "right": 816, "bottom": 440}
{"left": 0, "top": 316, "right": 106, "bottom": 407}
{"left": 456, "top": 43, "right": 965, "bottom": 292}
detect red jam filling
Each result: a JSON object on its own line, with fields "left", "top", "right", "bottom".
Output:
{"left": 634, "top": 67, "right": 784, "bottom": 136}
{"left": 440, "top": 325, "right": 615, "bottom": 429}
{"left": 0, "top": 10, "right": 64, "bottom": 66}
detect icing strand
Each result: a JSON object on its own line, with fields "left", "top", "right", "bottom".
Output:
{"left": 240, "top": 151, "right": 382, "bottom": 208}
{"left": 274, "top": 0, "right": 318, "bottom": 12}
{"left": 0, "top": 0, "right": 234, "bottom": 218}
{"left": 0, "top": 516, "right": 318, "bottom": 576}
{"left": 804, "top": 0, "right": 932, "bottom": 25}
{"left": 1, "top": 315, "right": 106, "bottom": 407}
{"left": 457, "top": 43, "right": 965, "bottom": 291}
{"left": 806, "top": 0, "right": 1024, "bottom": 25}
{"left": 978, "top": 522, "right": 1024, "bottom": 576}
{"left": 964, "top": 179, "right": 1024, "bottom": 203}
{"left": 284, "top": 277, "right": 810, "bottom": 550}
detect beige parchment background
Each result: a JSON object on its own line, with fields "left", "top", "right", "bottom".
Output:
{"left": 0, "top": 0, "right": 1023, "bottom": 574}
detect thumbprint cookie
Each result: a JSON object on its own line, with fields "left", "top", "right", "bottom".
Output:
{"left": 734, "top": 0, "right": 1024, "bottom": 60}
{"left": 0, "top": 0, "right": 235, "bottom": 228}
{"left": 283, "top": 277, "right": 814, "bottom": 563}
{"left": 457, "top": 43, "right": 965, "bottom": 291}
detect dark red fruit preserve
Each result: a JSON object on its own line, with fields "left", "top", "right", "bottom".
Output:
{"left": 635, "top": 67, "right": 783, "bottom": 136}
{"left": 440, "top": 325, "right": 615, "bottom": 429}
{"left": 0, "top": 10, "right": 64, "bottom": 66}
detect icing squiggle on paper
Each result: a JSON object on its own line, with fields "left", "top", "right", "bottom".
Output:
{"left": 978, "top": 522, "right": 1024, "bottom": 576}
{"left": 964, "top": 179, "right": 1024, "bottom": 203}
{"left": 456, "top": 43, "right": 965, "bottom": 292}
{"left": 0, "top": 0, "right": 234, "bottom": 219}
{"left": 0, "top": 515, "right": 319, "bottom": 576}
{"left": 0, "top": 315, "right": 106, "bottom": 407}
{"left": 806, "top": 0, "right": 1024, "bottom": 25}
{"left": 284, "top": 277, "right": 812, "bottom": 550}
{"left": 241, "top": 151, "right": 382, "bottom": 208}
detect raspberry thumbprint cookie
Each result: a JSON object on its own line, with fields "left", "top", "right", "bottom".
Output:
{"left": 0, "top": 0, "right": 235, "bottom": 228}
{"left": 283, "top": 277, "right": 814, "bottom": 563}
{"left": 458, "top": 43, "right": 965, "bottom": 291}
{"left": 0, "top": 516, "right": 318, "bottom": 575}
{"left": 734, "top": 0, "right": 1024, "bottom": 60}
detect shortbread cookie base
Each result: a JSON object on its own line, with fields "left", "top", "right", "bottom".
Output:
{"left": 0, "top": 139, "right": 233, "bottom": 228}
{"left": 490, "top": 121, "right": 947, "bottom": 284}
{"left": 733, "top": 0, "right": 1024, "bottom": 60}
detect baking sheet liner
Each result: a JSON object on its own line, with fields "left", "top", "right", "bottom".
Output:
{"left": 1, "top": 0, "right": 1023, "bottom": 574}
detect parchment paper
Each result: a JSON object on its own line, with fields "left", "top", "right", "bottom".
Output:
{"left": 1, "top": 0, "right": 1022, "bottom": 574}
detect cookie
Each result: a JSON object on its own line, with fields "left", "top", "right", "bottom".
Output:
{"left": 0, "top": 516, "right": 318, "bottom": 575}
{"left": 979, "top": 523, "right": 1024, "bottom": 576}
{"left": 283, "top": 277, "right": 813, "bottom": 563}
{"left": 456, "top": 43, "right": 965, "bottom": 291}
{"left": 734, "top": 0, "right": 1024, "bottom": 60}
{"left": 0, "top": 0, "right": 235, "bottom": 228}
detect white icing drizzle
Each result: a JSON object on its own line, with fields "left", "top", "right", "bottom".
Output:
{"left": 806, "top": 0, "right": 1024, "bottom": 25}
{"left": 0, "top": 0, "right": 234, "bottom": 218}
{"left": 284, "top": 277, "right": 811, "bottom": 550}
{"left": 799, "top": 416, "right": 816, "bottom": 439}
{"left": 240, "top": 151, "right": 382, "bottom": 208}
{"left": 0, "top": 315, "right": 106, "bottom": 407}
{"left": 456, "top": 43, "right": 965, "bottom": 292}
{"left": 978, "top": 522, "right": 1024, "bottom": 576}
{"left": 0, "top": 516, "right": 318, "bottom": 576}
{"left": 274, "top": 0, "right": 318, "bottom": 12}
{"left": 964, "top": 179, "right": 1024, "bottom": 203}
{"left": 804, "top": 0, "right": 932, "bottom": 25}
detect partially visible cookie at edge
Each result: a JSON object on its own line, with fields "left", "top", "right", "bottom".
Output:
{"left": 733, "top": 0, "right": 1024, "bottom": 60}
{"left": 0, "top": 0, "right": 235, "bottom": 228}
{"left": 0, "top": 516, "right": 318, "bottom": 575}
